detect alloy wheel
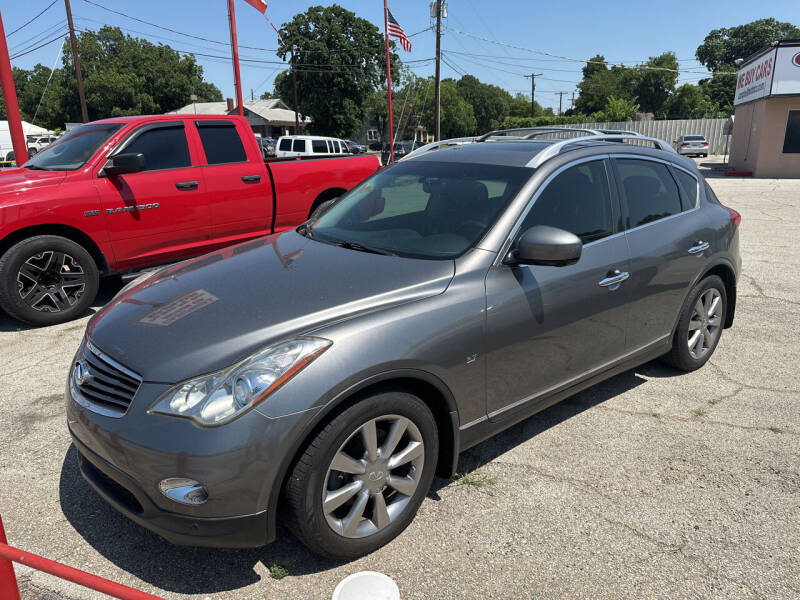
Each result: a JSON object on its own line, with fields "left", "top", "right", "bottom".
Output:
{"left": 322, "top": 415, "right": 424, "bottom": 539}
{"left": 16, "top": 251, "right": 87, "bottom": 313}
{"left": 687, "top": 288, "right": 722, "bottom": 360}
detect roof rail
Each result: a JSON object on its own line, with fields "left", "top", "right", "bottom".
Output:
{"left": 526, "top": 134, "right": 677, "bottom": 168}
{"left": 398, "top": 136, "right": 477, "bottom": 161}
{"left": 475, "top": 126, "right": 602, "bottom": 142}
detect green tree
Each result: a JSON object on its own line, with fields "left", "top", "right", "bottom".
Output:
{"left": 362, "top": 69, "right": 426, "bottom": 142}
{"left": 699, "top": 71, "right": 737, "bottom": 116}
{"left": 454, "top": 74, "right": 511, "bottom": 132}
{"left": 696, "top": 18, "right": 800, "bottom": 71}
{"left": 60, "top": 27, "right": 221, "bottom": 123}
{"left": 604, "top": 95, "right": 640, "bottom": 121}
{"left": 574, "top": 55, "right": 625, "bottom": 114}
{"left": 668, "top": 84, "right": 710, "bottom": 118}
{"left": 626, "top": 52, "right": 679, "bottom": 116}
{"left": 420, "top": 79, "right": 476, "bottom": 138}
{"left": 508, "top": 92, "right": 546, "bottom": 118}
{"left": 274, "top": 5, "right": 398, "bottom": 138}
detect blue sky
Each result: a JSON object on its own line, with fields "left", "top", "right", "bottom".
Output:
{"left": 5, "top": 0, "right": 800, "bottom": 112}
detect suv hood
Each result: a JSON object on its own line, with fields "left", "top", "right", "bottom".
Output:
{"left": 88, "top": 231, "right": 455, "bottom": 382}
{"left": 0, "top": 168, "right": 66, "bottom": 200}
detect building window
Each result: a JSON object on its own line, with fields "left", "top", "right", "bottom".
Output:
{"left": 783, "top": 110, "right": 800, "bottom": 154}
{"left": 367, "top": 129, "right": 378, "bottom": 141}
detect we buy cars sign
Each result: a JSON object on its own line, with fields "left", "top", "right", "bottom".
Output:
{"left": 734, "top": 49, "right": 776, "bottom": 106}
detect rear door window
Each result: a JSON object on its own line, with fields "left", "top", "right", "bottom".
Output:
{"left": 519, "top": 160, "right": 613, "bottom": 244}
{"left": 196, "top": 121, "right": 247, "bottom": 165}
{"left": 616, "top": 159, "right": 683, "bottom": 228}
{"left": 123, "top": 125, "right": 190, "bottom": 171}
{"left": 279, "top": 138, "right": 291, "bottom": 152}
{"left": 292, "top": 139, "right": 306, "bottom": 153}
{"left": 672, "top": 168, "right": 699, "bottom": 210}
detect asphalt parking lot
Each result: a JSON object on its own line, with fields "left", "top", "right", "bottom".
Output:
{"left": 1, "top": 157, "right": 798, "bottom": 600}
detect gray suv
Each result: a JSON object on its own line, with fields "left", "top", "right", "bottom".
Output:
{"left": 66, "top": 130, "right": 741, "bottom": 559}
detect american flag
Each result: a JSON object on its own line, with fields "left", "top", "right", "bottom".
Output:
{"left": 387, "top": 10, "right": 412, "bottom": 52}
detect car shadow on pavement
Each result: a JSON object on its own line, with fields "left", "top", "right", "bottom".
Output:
{"left": 58, "top": 364, "right": 651, "bottom": 595}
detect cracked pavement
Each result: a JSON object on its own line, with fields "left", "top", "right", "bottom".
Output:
{"left": 0, "top": 158, "right": 797, "bottom": 599}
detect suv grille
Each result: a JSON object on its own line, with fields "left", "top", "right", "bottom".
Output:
{"left": 72, "top": 341, "right": 142, "bottom": 417}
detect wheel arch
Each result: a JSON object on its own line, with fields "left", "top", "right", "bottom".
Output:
{"left": 308, "top": 187, "right": 347, "bottom": 219}
{"left": 0, "top": 224, "right": 110, "bottom": 275}
{"left": 702, "top": 261, "right": 737, "bottom": 329}
{"left": 265, "top": 369, "right": 460, "bottom": 542}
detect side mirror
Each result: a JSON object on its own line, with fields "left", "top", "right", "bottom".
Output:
{"left": 507, "top": 225, "right": 582, "bottom": 267}
{"left": 104, "top": 152, "right": 145, "bottom": 176}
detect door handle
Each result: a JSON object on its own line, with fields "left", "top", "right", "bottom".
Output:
{"left": 688, "top": 241, "right": 710, "bottom": 254}
{"left": 241, "top": 174, "right": 261, "bottom": 183}
{"left": 598, "top": 269, "right": 630, "bottom": 288}
{"left": 175, "top": 180, "right": 199, "bottom": 191}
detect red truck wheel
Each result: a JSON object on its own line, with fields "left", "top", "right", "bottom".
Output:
{"left": 0, "top": 236, "right": 99, "bottom": 326}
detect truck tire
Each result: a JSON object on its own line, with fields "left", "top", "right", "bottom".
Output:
{"left": 0, "top": 235, "right": 99, "bottom": 326}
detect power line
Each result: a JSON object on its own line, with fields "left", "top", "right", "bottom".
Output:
{"left": 7, "top": 0, "right": 59, "bottom": 37}
{"left": 10, "top": 32, "right": 68, "bottom": 60}
{"left": 10, "top": 20, "right": 67, "bottom": 53}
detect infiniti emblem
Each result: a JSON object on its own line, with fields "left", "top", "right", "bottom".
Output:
{"left": 368, "top": 471, "right": 385, "bottom": 481}
{"left": 74, "top": 360, "right": 90, "bottom": 386}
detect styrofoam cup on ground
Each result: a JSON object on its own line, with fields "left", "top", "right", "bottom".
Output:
{"left": 331, "top": 571, "right": 400, "bottom": 600}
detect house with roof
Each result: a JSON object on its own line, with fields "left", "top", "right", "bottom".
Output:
{"left": 168, "top": 98, "right": 311, "bottom": 138}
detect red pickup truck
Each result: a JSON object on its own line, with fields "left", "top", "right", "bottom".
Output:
{"left": 0, "top": 115, "right": 380, "bottom": 325}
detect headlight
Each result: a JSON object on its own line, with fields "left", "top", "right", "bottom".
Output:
{"left": 149, "top": 337, "right": 331, "bottom": 426}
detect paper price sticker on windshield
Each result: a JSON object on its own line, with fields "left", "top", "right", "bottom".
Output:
{"left": 137, "top": 289, "right": 218, "bottom": 326}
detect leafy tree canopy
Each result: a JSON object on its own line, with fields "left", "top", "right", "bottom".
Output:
{"left": 454, "top": 75, "right": 511, "bottom": 132}
{"left": 696, "top": 18, "right": 800, "bottom": 71}
{"left": 274, "top": 4, "right": 399, "bottom": 138}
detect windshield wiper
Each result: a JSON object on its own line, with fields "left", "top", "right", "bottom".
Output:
{"left": 337, "top": 240, "right": 397, "bottom": 256}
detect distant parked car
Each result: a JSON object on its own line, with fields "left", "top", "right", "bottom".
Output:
{"left": 675, "top": 134, "right": 709, "bottom": 157}
{"left": 276, "top": 135, "right": 350, "bottom": 158}
{"left": 382, "top": 140, "right": 421, "bottom": 165}
{"left": 256, "top": 137, "right": 277, "bottom": 158}
{"left": 28, "top": 135, "right": 59, "bottom": 155}
{"left": 345, "top": 140, "right": 366, "bottom": 154}
{"left": 369, "top": 141, "right": 383, "bottom": 151}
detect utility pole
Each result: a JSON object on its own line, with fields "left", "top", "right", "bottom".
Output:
{"left": 64, "top": 0, "right": 88, "bottom": 122}
{"left": 433, "top": 0, "right": 442, "bottom": 141}
{"left": 0, "top": 11, "right": 29, "bottom": 163}
{"left": 226, "top": 0, "right": 244, "bottom": 116}
{"left": 291, "top": 45, "right": 299, "bottom": 132}
{"left": 571, "top": 90, "right": 575, "bottom": 111}
{"left": 524, "top": 73, "right": 542, "bottom": 117}
{"left": 558, "top": 91, "right": 565, "bottom": 116}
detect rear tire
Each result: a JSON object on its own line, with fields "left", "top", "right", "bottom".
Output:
{"left": 0, "top": 236, "right": 99, "bottom": 326}
{"left": 285, "top": 390, "right": 438, "bottom": 559}
{"left": 662, "top": 275, "right": 726, "bottom": 371}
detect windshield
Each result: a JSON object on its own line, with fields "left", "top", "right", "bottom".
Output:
{"left": 306, "top": 161, "right": 531, "bottom": 259}
{"left": 23, "top": 123, "right": 122, "bottom": 171}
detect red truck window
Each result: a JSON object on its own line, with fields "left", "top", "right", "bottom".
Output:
{"left": 196, "top": 121, "right": 247, "bottom": 165}
{"left": 123, "top": 126, "right": 190, "bottom": 171}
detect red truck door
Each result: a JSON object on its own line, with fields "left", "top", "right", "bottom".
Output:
{"left": 194, "top": 119, "right": 273, "bottom": 243}
{"left": 94, "top": 121, "right": 212, "bottom": 269}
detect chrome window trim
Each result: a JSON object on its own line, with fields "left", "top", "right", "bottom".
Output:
{"left": 493, "top": 154, "right": 613, "bottom": 266}
{"left": 612, "top": 154, "right": 701, "bottom": 227}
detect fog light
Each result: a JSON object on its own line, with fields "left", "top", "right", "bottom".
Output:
{"left": 158, "top": 478, "right": 208, "bottom": 505}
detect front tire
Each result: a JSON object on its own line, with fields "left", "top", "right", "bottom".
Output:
{"left": 663, "top": 275, "right": 726, "bottom": 371}
{"left": 0, "top": 235, "right": 99, "bottom": 325}
{"left": 285, "top": 390, "right": 438, "bottom": 559}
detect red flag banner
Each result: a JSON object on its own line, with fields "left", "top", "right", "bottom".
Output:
{"left": 243, "top": 0, "right": 267, "bottom": 14}
{"left": 387, "top": 9, "right": 411, "bottom": 52}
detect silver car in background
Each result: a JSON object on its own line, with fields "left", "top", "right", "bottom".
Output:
{"left": 66, "top": 131, "right": 741, "bottom": 559}
{"left": 675, "top": 134, "right": 709, "bottom": 157}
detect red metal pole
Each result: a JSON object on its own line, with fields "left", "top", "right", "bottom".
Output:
{"left": 0, "top": 542, "right": 163, "bottom": 600}
{"left": 0, "top": 12, "right": 29, "bottom": 166}
{"left": 227, "top": 0, "right": 245, "bottom": 116}
{"left": 383, "top": 0, "right": 395, "bottom": 163}
{"left": 0, "top": 517, "right": 21, "bottom": 600}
